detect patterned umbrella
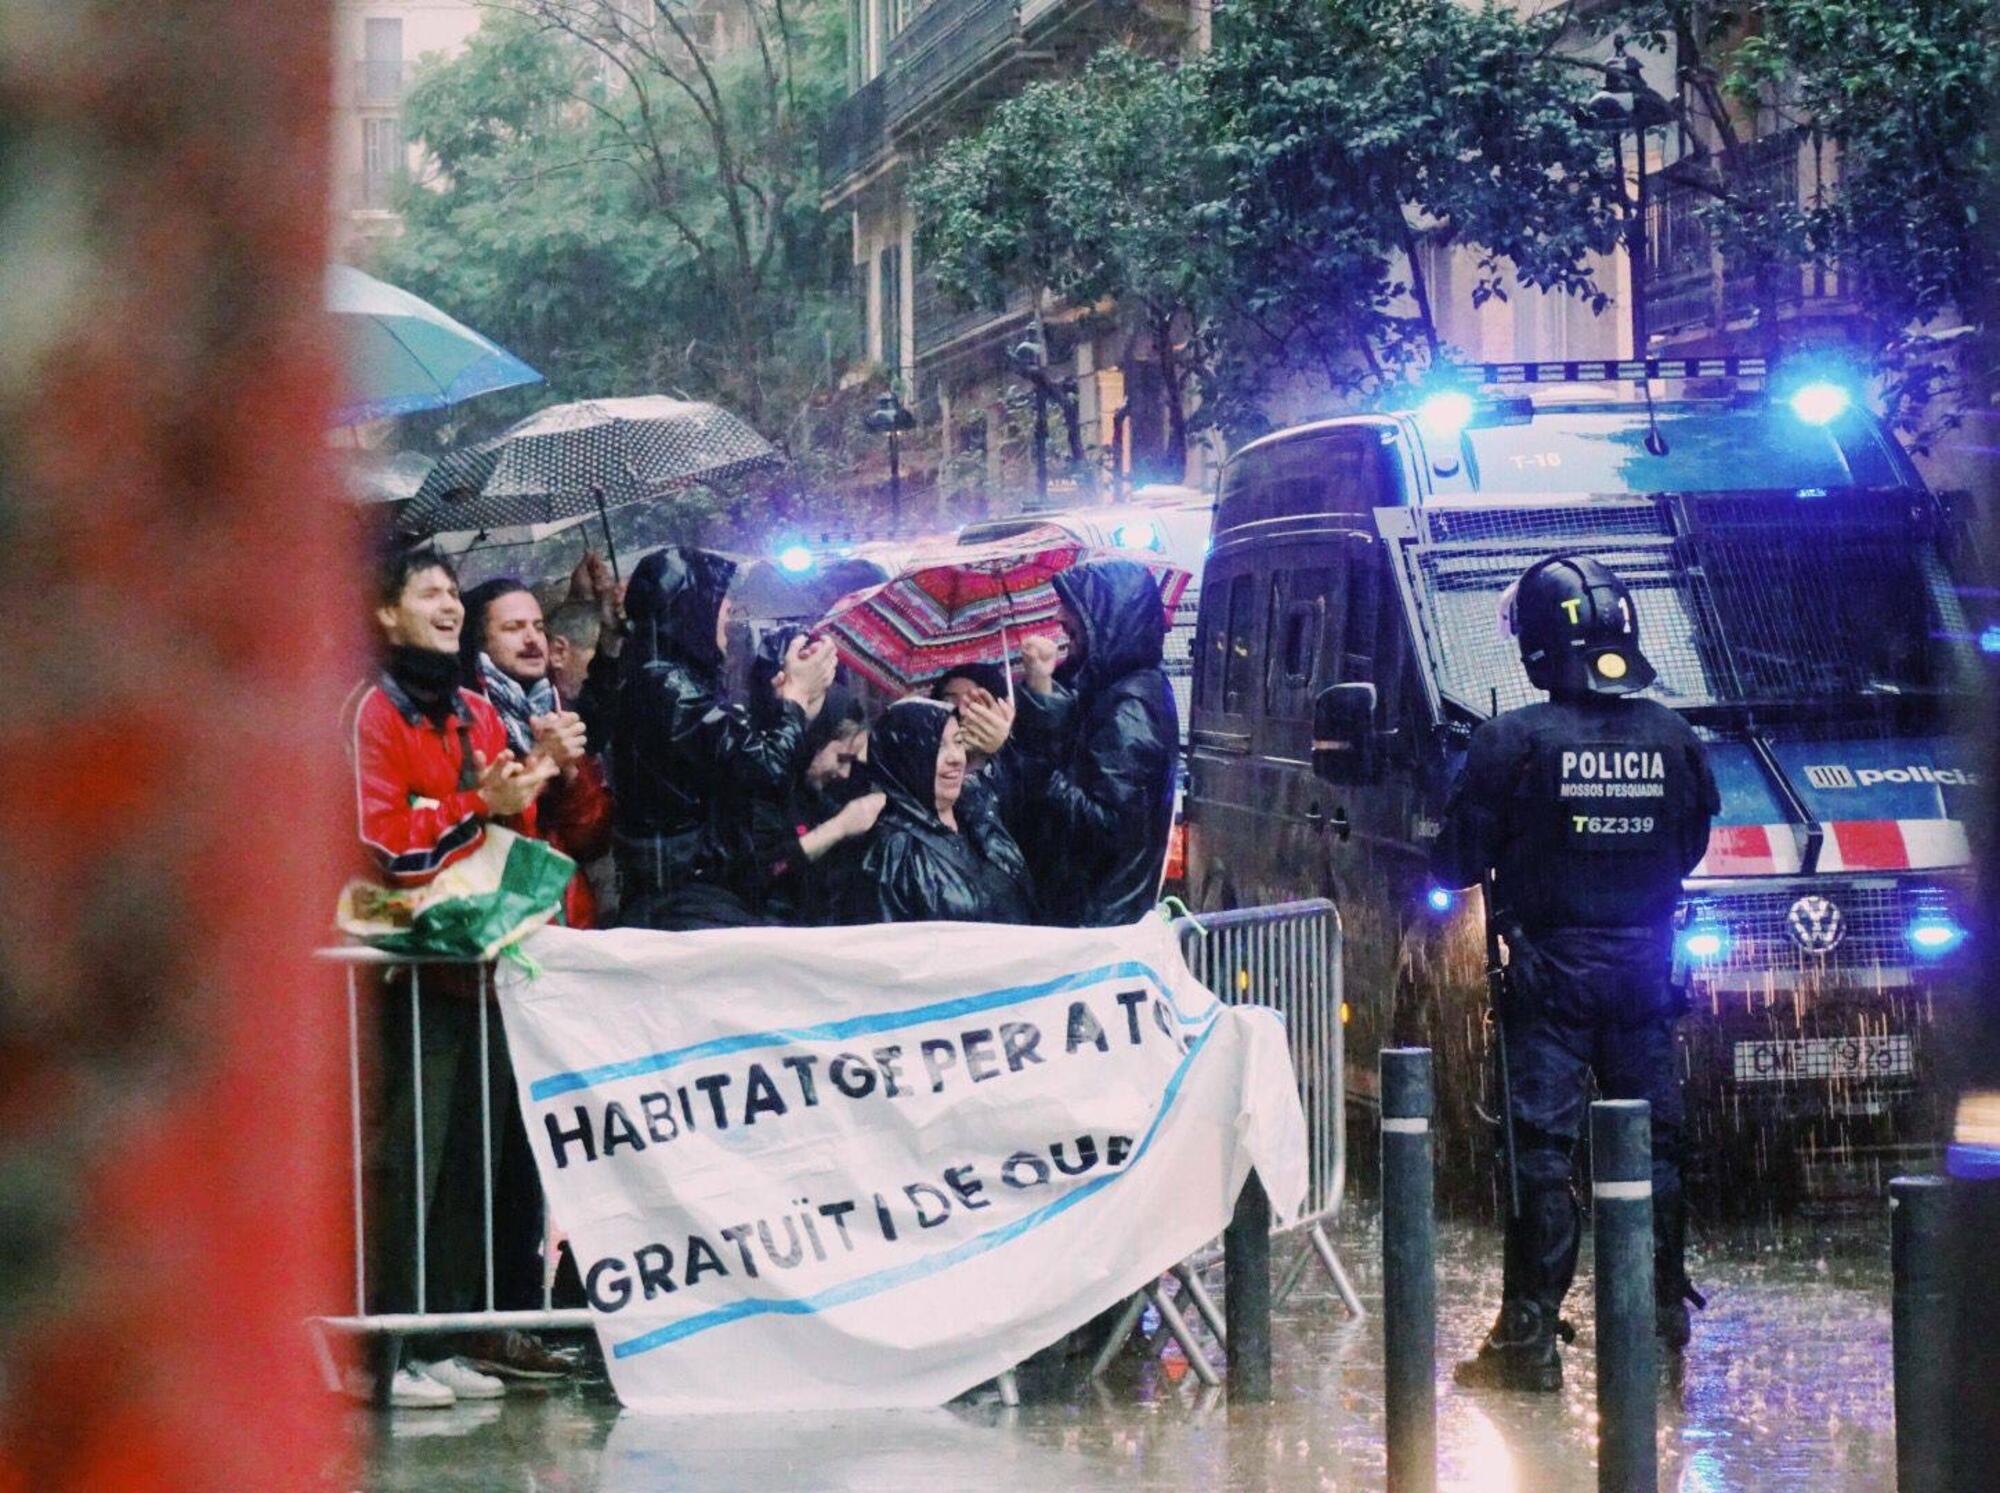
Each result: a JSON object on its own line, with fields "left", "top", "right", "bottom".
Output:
{"left": 820, "top": 528, "right": 1192, "bottom": 696}
{"left": 396, "top": 396, "right": 783, "bottom": 574}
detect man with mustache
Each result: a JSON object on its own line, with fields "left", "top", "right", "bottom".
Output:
{"left": 460, "top": 578, "right": 614, "bottom": 929}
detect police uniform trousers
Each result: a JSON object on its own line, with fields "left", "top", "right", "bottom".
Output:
{"left": 1499, "top": 925, "right": 1689, "bottom": 1315}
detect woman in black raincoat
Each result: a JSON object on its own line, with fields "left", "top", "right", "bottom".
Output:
{"left": 1014, "top": 559, "right": 1177, "bottom": 927}
{"left": 611, "top": 547, "right": 834, "bottom": 928}
{"left": 742, "top": 629, "right": 883, "bottom": 923}
{"left": 840, "top": 698, "right": 1036, "bottom": 925}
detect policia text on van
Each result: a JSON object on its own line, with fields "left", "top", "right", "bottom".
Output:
{"left": 1185, "top": 357, "right": 1981, "bottom": 1228}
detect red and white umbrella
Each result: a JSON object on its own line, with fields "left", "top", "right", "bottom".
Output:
{"left": 819, "top": 526, "right": 1191, "bottom": 696}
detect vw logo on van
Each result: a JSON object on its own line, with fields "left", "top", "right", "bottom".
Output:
{"left": 1786, "top": 895, "right": 1847, "bottom": 954}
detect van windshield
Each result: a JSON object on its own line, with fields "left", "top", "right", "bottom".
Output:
{"left": 1388, "top": 490, "right": 1975, "bottom": 718}
{"left": 1442, "top": 403, "right": 1906, "bottom": 497}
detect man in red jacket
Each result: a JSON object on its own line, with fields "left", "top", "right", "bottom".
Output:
{"left": 353, "top": 551, "right": 554, "bottom": 883}
{"left": 350, "top": 545, "right": 566, "bottom": 1408}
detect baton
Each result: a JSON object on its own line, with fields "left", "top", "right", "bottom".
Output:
{"left": 1485, "top": 873, "right": 1522, "bottom": 1221}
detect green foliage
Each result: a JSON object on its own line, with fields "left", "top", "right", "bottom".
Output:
{"left": 914, "top": 48, "right": 1217, "bottom": 466}
{"left": 1600, "top": 1, "right": 1998, "bottom": 439}
{"left": 915, "top": 1, "right": 1626, "bottom": 443}
{"left": 1200, "top": 0, "right": 1626, "bottom": 429}
{"left": 1736, "top": 0, "right": 1996, "bottom": 429}
{"left": 377, "top": 1, "right": 860, "bottom": 460}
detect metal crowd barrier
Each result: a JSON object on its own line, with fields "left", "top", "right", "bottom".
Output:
{"left": 313, "top": 899, "right": 1357, "bottom": 1392}
{"left": 1176, "top": 898, "right": 1357, "bottom": 1306}
{"left": 308, "top": 948, "right": 588, "bottom": 1392}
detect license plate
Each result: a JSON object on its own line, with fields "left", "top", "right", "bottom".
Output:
{"left": 1732, "top": 1034, "right": 1913, "bottom": 1084}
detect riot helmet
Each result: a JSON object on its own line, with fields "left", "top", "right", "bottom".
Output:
{"left": 1504, "top": 553, "right": 1656, "bottom": 698}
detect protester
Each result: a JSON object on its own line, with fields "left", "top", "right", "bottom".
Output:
{"left": 840, "top": 699, "right": 1035, "bottom": 925}
{"left": 349, "top": 544, "right": 565, "bottom": 1407}
{"left": 742, "top": 632, "right": 884, "bottom": 923}
{"left": 558, "top": 551, "right": 625, "bottom": 753}
{"left": 612, "top": 546, "right": 835, "bottom": 929}
{"left": 459, "top": 578, "right": 613, "bottom": 928}
{"left": 931, "top": 663, "right": 1027, "bottom": 837}
{"left": 1014, "top": 560, "right": 1178, "bottom": 927}
{"left": 545, "top": 598, "right": 601, "bottom": 701}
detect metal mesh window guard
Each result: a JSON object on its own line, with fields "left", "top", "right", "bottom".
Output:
{"left": 1385, "top": 491, "right": 1969, "bottom": 719}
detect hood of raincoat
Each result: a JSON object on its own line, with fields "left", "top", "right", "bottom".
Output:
{"left": 1052, "top": 559, "right": 1166, "bottom": 692}
{"left": 934, "top": 661, "right": 1010, "bottom": 700}
{"left": 867, "top": 698, "right": 956, "bottom": 827}
{"left": 624, "top": 545, "right": 736, "bottom": 677}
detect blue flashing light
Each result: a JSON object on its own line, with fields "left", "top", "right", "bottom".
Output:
{"left": 1111, "top": 519, "right": 1164, "bottom": 553}
{"left": 1907, "top": 914, "right": 1967, "bottom": 957}
{"left": 1787, "top": 380, "right": 1851, "bottom": 426}
{"left": 777, "top": 544, "right": 814, "bottom": 574}
{"left": 1416, "top": 390, "right": 1476, "bottom": 442}
{"left": 1980, "top": 624, "right": 2000, "bottom": 655}
{"left": 1679, "top": 923, "right": 1730, "bottom": 962}
{"left": 1425, "top": 885, "right": 1454, "bottom": 914}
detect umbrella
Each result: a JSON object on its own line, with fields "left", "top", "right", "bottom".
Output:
{"left": 819, "top": 528, "right": 1192, "bottom": 696}
{"left": 734, "top": 555, "right": 895, "bottom": 624}
{"left": 395, "top": 396, "right": 784, "bottom": 578}
{"left": 326, "top": 265, "right": 542, "bottom": 426}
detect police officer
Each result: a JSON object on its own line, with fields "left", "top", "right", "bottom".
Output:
{"left": 1434, "top": 553, "right": 1719, "bottom": 1391}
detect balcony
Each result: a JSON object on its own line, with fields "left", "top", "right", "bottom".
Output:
{"left": 914, "top": 270, "right": 1033, "bottom": 362}
{"left": 885, "top": 0, "right": 1026, "bottom": 135}
{"left": 822, "top": 73, "right": 889, "bottom": 196}
{"left": 353, "top": 58, "right": 414, "bottom": 106}
{"left": 1642, "top": 131, "right": 1817, "bottom": 343}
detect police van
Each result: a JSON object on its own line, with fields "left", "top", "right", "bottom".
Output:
{"left": 1184, "top": 359, "right": 1982, "bottom": 1206}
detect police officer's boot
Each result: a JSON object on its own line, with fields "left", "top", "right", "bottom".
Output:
{"left": 1655, "top": 1277, "right": 1705, "bottom": 1353}
{"left": 1453, "top": 1298, "right": 1563, "bottom": 1392}
{"left": 1653, "top": 1185, "right": 1703, "bottom": 1353}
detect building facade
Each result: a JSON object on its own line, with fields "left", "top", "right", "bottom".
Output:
{"left": 822, "top": 0, "right": 1647, "bottom": 526}
{"left": 328, "top": 1, "right": 487, "bottom": 258}
{"left": 825, "top": 0, "right": 1215, "bottom": 522}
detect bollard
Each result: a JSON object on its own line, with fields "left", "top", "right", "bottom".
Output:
{"left": 1224, "top": 1168, "right": 1272, "bottom": 1401}
{"left": 1381, "top": 1047, "right": 1436, "bottom": 1493}
{"left": 1890, "top": 1175, "right": 1949, "bottom": 1493}
{"left": 1591, "top": 1100, "right": 1657, "bottom": 1493}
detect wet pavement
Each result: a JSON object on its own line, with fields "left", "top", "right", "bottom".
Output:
{"left": 340, "top": 1214, "right": 1896, "bottom": 1492}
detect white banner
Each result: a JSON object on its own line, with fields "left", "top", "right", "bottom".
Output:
{"left": 498, "top": 917, "right": 1308, "bottom": 1412}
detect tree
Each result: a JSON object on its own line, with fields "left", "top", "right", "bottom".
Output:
{"left": 1602, "top": 1, "right": 1998, "bottom": 440}
{"left": 379, "top": 1, "right": 859, "bottom": 456}
{"left": 914, "top": 49, "right": 1216, "bottom": 479}
{"left": 915, "top": 2, "right": 1627, "bottom": 450}
{"left": 1198, "top": 0, "right": 1625, "bottom": 430}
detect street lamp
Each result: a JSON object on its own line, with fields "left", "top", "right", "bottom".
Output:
{"left": 1584, "top": 52, "right": 1676, "bottom": 355}
{"left": 1008, "top": 336, "right": 1053, "bottom": 503}
{"left": 864, "top": 387, "right": 916, "bottom": 526}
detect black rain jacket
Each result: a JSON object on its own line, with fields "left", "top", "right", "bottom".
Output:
{"left": 840, "top": 700, "right": 1035, "bottom": 925}
{"left": 744, "top": 640, "right": 867, "bottom": 925}
{"left": 1432, "top": 694, "right": 1719, "bottom": 1026}
{"left": 611, "top": 547, "right": 809, "bottom": 916}
{"left": 1015, "top": 560, "right": 1178, "bottom": 927}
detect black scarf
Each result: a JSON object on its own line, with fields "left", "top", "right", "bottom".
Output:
{"left": 386, "top": 644, "right": 464, "bottom": 725}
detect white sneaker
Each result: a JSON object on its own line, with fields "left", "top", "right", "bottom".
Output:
{"left": 389, "top": 1367, "right": 457, "bottom": 1409}
{"left": 411, "top": 1356, "right": 506, "bottom": 1400}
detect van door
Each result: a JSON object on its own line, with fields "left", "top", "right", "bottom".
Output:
{"left": 1188, "top": 556, "right": 1267, "bottom": 907}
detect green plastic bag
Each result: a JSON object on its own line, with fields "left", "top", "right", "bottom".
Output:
{"left": 338, "top": 826, "right": 577, "bottom": 963}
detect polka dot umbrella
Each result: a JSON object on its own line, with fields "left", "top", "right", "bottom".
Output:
{"left": 397, "top": 396, "right": 784, "bottom": 576}
{"left": 819, "top": 528, "right": 1192, "bottom": 697}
